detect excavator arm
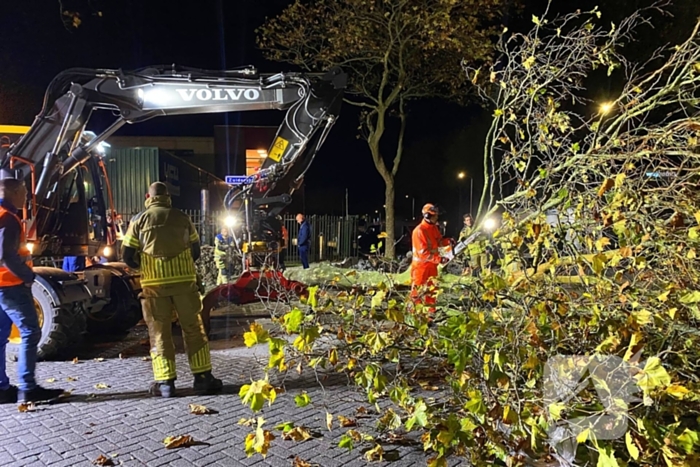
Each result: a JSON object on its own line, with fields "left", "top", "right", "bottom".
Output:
{"left": 1, "top": 65, "right": 347, "bottom": 257}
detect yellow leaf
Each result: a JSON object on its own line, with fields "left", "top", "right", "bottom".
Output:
{"left": 94, "top": 383, "right": 110, "bottom": 389}
{"left": 244, "top": 322, "right": 269, "bottom": 347}
{"left": 666, "top": 384, "right": 690, "bottom": 399}
{"left": 595, "top": 237, "right": 611, "bottom": 251}
{"left": 657, "top": 291, "right": 670, "bottom": 302}
{"left": 189, "top": 404, "right": 218, "bottom": 415}
{"left": 548, "top": 402, "right": 566, "bottom": 420}
{"left": 363, "top": 443, "right": 384, "bottom": 462}
{"left": 282, "top": 426, "right": 313, "bottom": 442}
{"left": 292, "top": 457, "right": 312, "bottom": 467}
{"left": 46, "top": 378, "right": 57, "bottom": 383}
{"left": 577, "top": 428, "right": 590, "bottom": 444}
{"left": 632, "top": 309, "right": 652, "bottom": 326}
{"left": 163, "top": 435, "right": 198, "bottom": 449}
{"left": 668, "top": 307, "right": 678, "bottom": 319}
{"left": 326, "top": 412, "right": 333, "bottom": 431}
{"left": 626, "top": 432, "right": 640, "bottom": 460}
{"left": 597, "top": 179, "right": 614, "bottom": 197}
{"left": 636, "top": 357, "right": 671, "bottom": 392}
{"left": 338, "top": 415, "right": 357, "bottom": 427}
{"left": 694, "top": 211, "right": 700, "bottom": 224}
{"left": 615, "top": 173, "right": 626, "bottom": 187}
{"left": 523, "top": 56, "right": 536, "bottom": 70}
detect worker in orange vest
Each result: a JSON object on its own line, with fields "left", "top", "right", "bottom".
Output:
{"left": 0, "top": 178, "right": 65, "bottom": 404}
{"left": 410, "top": 203, "right": 450, "bottom": 310}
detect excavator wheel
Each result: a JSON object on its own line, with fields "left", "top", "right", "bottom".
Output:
{"left": 6, "top": 273, "right": 89, "bottom": 361}
{"left": 82, "top": 264, "right": 142, "bottom": 334}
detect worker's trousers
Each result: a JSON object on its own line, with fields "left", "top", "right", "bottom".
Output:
{"left": 410, "top": 262, "right": 439, "bottom": 310}
{"left": 216, "top": 268, "right": 231, "bottom": 286}
{"left": 140, "top": 282, "right": 212, "bottom": 381}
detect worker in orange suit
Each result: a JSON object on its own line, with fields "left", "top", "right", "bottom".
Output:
{"left": 410, "top": 203, "right": 450, "bottom": 310}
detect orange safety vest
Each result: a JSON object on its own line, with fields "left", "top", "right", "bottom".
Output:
{"left": 0, "top": 207, "right": 33, "bottom": 287}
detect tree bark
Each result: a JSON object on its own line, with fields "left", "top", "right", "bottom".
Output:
{"left": 384, "top": 181, "right": 396, "bottom": 258}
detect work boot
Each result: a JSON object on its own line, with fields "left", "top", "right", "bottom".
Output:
{"left": 149, "top": 379, "right": 176, "bottom": 398}
{"left": 193, "top": 371, "right": 223, "bottom": 395}
{"left": 18, "top": 386, "right": 65, "bottom": 403}
{"left": 0, "top": 385, "right": 18, "bottom": 404}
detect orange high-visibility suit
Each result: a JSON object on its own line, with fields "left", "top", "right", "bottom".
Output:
{"left": 410, "top": 219, "right": 449, "bottom": 307}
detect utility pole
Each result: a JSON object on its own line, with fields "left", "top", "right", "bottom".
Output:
{"left": 345, "top": 188, "right": 349, "bottom": 218}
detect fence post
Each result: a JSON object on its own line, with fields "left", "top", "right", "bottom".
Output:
{"left": 200, "top": 189, "right": 209, "bottom": 245}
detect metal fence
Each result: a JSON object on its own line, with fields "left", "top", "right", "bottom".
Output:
{"left": 122, "top": 211, "right": 359, "bottom": 264}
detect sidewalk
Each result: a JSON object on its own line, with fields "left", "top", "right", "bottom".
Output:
{"left": 0, "top": 318, "right": 466, "bottom": 467}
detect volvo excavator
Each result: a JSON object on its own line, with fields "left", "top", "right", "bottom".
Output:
{"left": 0, "top": 64, "right": 347, "bottom": 359}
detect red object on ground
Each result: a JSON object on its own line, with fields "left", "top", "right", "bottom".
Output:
{"left": 202, "top": 270, "right": 306, "bottom": 315}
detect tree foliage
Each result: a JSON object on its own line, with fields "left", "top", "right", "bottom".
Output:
{"left": 238, "top": 2, "right": 700, "bottom": 466}
{"left": 258, "top": 0, "right": 512, "bottom": 257}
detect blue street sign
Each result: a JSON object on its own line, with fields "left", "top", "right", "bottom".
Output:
{"left": 225, "top": 175, "right": 256, "bottom": 185}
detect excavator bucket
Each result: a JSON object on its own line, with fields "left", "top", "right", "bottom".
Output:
{"left": 200, "top": 270, "right": 306, "bottom": 335}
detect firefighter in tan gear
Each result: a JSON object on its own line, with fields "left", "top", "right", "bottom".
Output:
{"left": 122, "top": 182, "right": 223, "bottom": 398}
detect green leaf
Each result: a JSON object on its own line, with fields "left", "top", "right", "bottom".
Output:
{"left": 677, "top": 428, "right": 699, "bottom": 454}
{"left": 308, "top": 285, "right": 318, "bottom": 309}
{"left": 282, "top": 308, "right": 304, "bottom": 333}
{"left": 274, "top": 421, "right": 295, "bottom": 433}
{"left": 465, "top": 390, "right": 487, "bottom": 415}
{"left": 293, "top": 325, "right": 321, "bottom": 352}
{"left": 679, "top": 291, "right": 700, "bottom": 304}
{"left": 338, "top": 434, "right": 354, "bottom": 451}
{"left": 294, "top": 392, "right": 311, "bottom": 408}
{"left": 243, "top": 322, "right": 269, "bottom": 347}
{"left": 405, "top": 400, "right": 428, "bottom": 431}
{"left": 239, "top": 379, "right": 277, "bottom": 412}
{"left": 597, "top": 447, "right": 618, "bottom": 467}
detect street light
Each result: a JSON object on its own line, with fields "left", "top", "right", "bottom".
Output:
{"left": 600, "top": 101, "right": 615, "bottom": 115}
{"left": 457, "top": 171, "right": 473, "bottom": 217}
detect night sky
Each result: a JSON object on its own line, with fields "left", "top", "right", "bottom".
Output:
{"left": 1, "top": 0, "right": 699, "bottom": 234}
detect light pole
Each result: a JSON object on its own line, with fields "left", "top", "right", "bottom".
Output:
{"left": 405, "top": 194, "right": 415, "bottom": 220}
{"left": 457, "top": 171, "right": 473, "bottom": 217}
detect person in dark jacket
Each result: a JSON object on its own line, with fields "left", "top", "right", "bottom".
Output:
{"left": 0, "top": 178, "right": 65, "bottom": 404}
{"left": 296, "top": 213, "right": 311, "bottom": 269}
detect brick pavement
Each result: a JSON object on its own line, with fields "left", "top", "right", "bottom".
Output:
{"left": 1, "top": 319, "right": 469, "bottom": 467}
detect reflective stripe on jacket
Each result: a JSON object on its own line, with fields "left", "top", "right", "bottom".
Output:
{"left": 411, "top": 220, "right": 448, "bottom": 265}
{"left": 0, "top": 207, "right": 33, "bottom": 287}
{"left": 460, "top": 226, "right": 486, "bottom": 255}
{"left": 214, "top": 233, "right": 232, "bottom": 268}
{"left": 122, "top": 195, "right": 198, "bottom": 287}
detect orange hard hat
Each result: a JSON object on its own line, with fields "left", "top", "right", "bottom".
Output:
{"left": 422, "top": 203, "right": 438, "bottom": 215}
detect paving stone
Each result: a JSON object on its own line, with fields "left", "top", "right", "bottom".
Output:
{"left": 0, "top": 324, "right": 440, "bottom": 467}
